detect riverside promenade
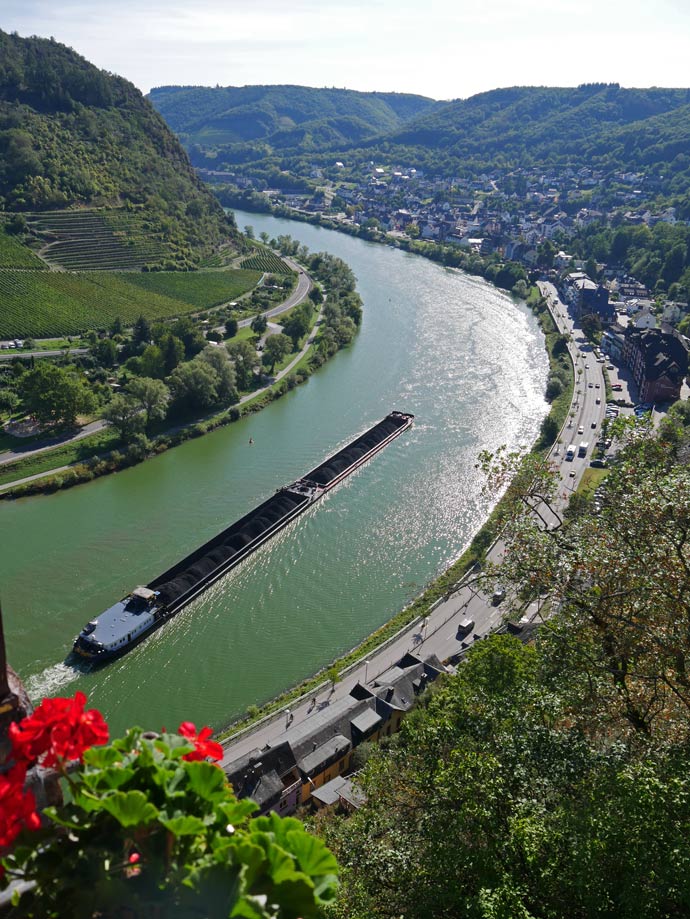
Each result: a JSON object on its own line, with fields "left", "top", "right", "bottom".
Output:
{"left": 220, "top": 561, "right": 515, "bottom": 768}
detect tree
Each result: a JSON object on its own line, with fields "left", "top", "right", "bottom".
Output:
{"left": 326, "top": 665, "right": 341, "bottom": 694}
{"left": 581, "top": 312, "right": 602, "bottom": 341}
{"left": 227, "top": 339, "right": 259, "bottom": 390}
{"left": 126, "top": 377, "right": 170, "bottom": 430}
{"left": 224, "top": 317, "right": 238, "bottom": 338}
{"left": 199, "top": 346, "right": 238, "bottom": 404}
{"left": 0, "top": 388, "right": 20, "bottom": 416}
{"left": 19, "top": 363, "right": 95, "bottom": 427}
{"left": 132, "top": 315, "right": 152, "bottom": 347}
{"left": 91, "top": 337, "right": 118, "bottom": 368}
{"left": 251, "top": 313, "right": 268, "bottom": 335}
{"left": 282, "top": 303, "right": 312, "bottom": 349}
{"left": 262, "top": 334, "right": 292, "bottom": 372}
{"left": 171, "top": 318, "right": 206, "bottom": 358}
{"left": 169, "top": 359, "right": 219, "bottom": 411}
{"left": 139, "top": 344, "right": 165, "bottom": 379}
{"left": 259, "top": 231, "right": 270, "bottom": 244}
{"left": 160, "top": 334, "right": 185, "bottom": 375}
{"left": 244, "top": 224, "right": 255, "bottom": 239}
{"left": 102, "top": 393, "right": 145, "bottom": 441}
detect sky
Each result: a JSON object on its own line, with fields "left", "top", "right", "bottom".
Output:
{"left": 4, "top": 0, "right": 690, "bottom": 101}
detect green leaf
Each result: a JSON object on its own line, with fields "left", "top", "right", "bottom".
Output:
{"left": 185, "top": 760, "right": 227, "bottom": 800}
{"left": 83, "top": 745, "right": 122, "bottom": 768}
{"left": 99, "top": 790, "right": 159, "bottom": 827}
{"left": 284, "top": 829, "right": 339, "bottom": 879}
{"left": 43, "top": 807, "right": 83, "bottom": 831}
{"left": 230, "top": 893, "right": 273, "bottom": 919}
{"left": 219, "top": 798, "right": 259, "bottom": 825}
{"left": 159, "top": 814, "right": 206, "bottom": 836}
{"left": 83, "top": 765, "right": 135, "bottom": 791}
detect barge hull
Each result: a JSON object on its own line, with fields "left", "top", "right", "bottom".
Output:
{"left": 73, "top": 412, "right": 413, "bottom": 662}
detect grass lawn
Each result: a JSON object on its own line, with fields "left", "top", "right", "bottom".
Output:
{"left": 578, "top": 466, "right": 609, "bottom": 499}
{"left": 0, "top": 428, "right": 120, "bottom": 487}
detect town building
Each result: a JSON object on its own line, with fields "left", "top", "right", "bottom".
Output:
{"left": 621, "top": 328, "right": 688, "bottom": 403}
{"left": 223, "top": 652, "right": 444, "bottom": 816}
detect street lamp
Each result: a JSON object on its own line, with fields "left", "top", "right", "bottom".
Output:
{"left": 363, "top": 659, "right": 370, "bottom": 683}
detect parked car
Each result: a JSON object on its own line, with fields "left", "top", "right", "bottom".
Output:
{"left": 491, "top": 586, "right": 506, "bottom": 605}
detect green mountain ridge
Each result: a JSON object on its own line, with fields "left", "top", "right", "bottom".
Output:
{"left": 0, "top": 30, "right": 239, "bottom": 267}
{"left": 155, "top": 82, "right": 690, "bottom": 187}
{"left": 379, "top": 83, "right": 690, "bottom": 167}
{"left": 148, "top": 83, "right": 438, "bottom": 154}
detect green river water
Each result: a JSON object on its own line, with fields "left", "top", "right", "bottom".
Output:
{"left": 0, "top": 212, "right": 548, "bottom": 736}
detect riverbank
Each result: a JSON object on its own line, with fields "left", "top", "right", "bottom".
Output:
{"left": 0, "top": 254, "right": 360, "bottom": 498}
{"left": 223, "top": 197, "right": 528, "bottom": 296}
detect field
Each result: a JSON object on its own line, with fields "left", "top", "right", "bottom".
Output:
{"left": 25, "top": 209, "right": 168, "bottom": 270}
{"left": 0, "top": 269, "right": 261, "bottom": 338}
{"left": 123, "top": 269, "right": 260, "bottom": 309}
{"left": 240, "top": 250, "right": 292, "bottom": 274}
{"left": 0, "top": 228, "right": 46, "bottom": 268}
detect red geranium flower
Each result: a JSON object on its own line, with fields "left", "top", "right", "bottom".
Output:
{"left": 0, "top": 763, "right": 40, "bottom": 850}
{"left": 10, "top": 691, "right": 108, "bottom": 768}
{"left": 178, "top": 722, "right": 223, "bottom": 762}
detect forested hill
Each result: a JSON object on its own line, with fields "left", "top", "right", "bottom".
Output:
{"left": 0, "top": 30, "right": 238, "bottom": 262}
{"left": 148, "top": 84, "right": 438, "bottom": 154}
{"left": 367, "top": 83, "right": 690, "bottom": 172}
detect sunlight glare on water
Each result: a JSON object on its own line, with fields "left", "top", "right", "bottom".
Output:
{"left": 1, "top": 212, "right": 548, "bottom": 735}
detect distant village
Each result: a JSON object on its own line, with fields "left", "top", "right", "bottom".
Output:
{"left": 202, "top": 159, "right": 690, "bottom": 407}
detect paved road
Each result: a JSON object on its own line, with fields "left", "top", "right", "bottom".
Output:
{"left": 0, "top": 262, "right": 313, "bottom": 473}
{"left": 220, "top": 568, "right": 511, "bottom": 767}
{"left": 0, "top": 348, "right": 88, "bottom": 362}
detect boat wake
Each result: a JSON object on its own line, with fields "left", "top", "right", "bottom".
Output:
{"left": 25, "top": 661, "right": 83, "bottom": 701}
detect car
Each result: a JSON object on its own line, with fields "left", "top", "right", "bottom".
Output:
{"left": 611, "top": 383, "right": 623, "bottom": 391}
{"left": 595, "top": 383, "right": 600, "bottom": 388}
{"left": 607, "top": 364, "right": 614, "bottom": 370}
{"left": 569, "top": 469, "right": 576, "bottom": 477}
{"left": 596, "top": 397, "right": 601, "bottom": 404}
{"left": 585, "top": 363, "right": 590, "bottom": 369}
{"left": 577, "top": 426, "right": 584, "bottom": 435}
{"left": 590, "top": 459, "right": 608, "bottom": 468}
{"left": 491, "top": 586, "right": 506, "bottom": 605}
{"left": 588, "top": 382, "right": 594, "bottom": 388}
{"left": 591, "top": 421, "right": 597, "bottom": 429}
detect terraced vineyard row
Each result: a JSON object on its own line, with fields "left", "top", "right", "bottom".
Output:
{"left": 0, "top": 269, "right": 260, "bottom": 338}
{"left": 240, "top": 250, "right": 292, "bottom": 274}
{"left": 25, "top": 209, "right": 167, "bottom": 270}
{"left": 0, "top": 227, "right": 46, "bottom": 268}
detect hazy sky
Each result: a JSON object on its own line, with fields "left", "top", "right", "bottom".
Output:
{"left": 4, "top": 0, "right": 690, "bottom": 100}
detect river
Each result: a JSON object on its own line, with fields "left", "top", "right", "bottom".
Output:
{"left": 0, "top": 211, "right": 548, "bottom": 736}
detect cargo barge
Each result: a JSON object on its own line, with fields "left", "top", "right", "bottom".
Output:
{"left": 73, "top": 411, "right": 414, "bottom": 662}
